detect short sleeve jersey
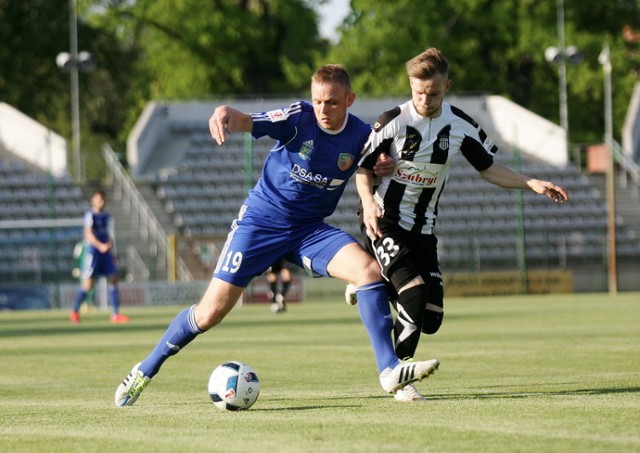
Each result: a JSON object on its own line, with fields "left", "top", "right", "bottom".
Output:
{"left": 247, "top": 100, "right": 371, "bottom": 222}
{"left": 360, "top": 100, "right": 497, "bottom": 234}
{"left": 84, "top": 209, "right": 111, "bottom": 253}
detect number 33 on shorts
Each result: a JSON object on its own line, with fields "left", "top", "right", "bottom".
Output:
{"left": 375, "top": 237, "right": 399, "bottom": 266}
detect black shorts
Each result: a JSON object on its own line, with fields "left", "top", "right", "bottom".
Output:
{"left": 361, "top": 217, "right": 442, "bottom": 291}
{"left": 269, "top": 258, "right": 289, "bottom": 274}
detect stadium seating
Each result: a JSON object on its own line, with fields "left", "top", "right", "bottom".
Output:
{"left": 149, "top": 114, "right": 640, "bottom": 274}
{"left": 0, "top": 156, "right": 85, "bottom": 283}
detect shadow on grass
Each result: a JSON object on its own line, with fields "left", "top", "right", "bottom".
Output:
{"left": 255, "top": 404, "right": 364, "bottom": 411}
{"left": 0, "top": 314, "right": 361, "bottom": 338}
{"left": 431, "top": 386, "right": 640, "bottom": 399}
{"left": 0, "top": 322, "right": 179, "bottom": 338}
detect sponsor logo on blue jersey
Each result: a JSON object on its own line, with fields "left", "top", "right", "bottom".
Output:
{"left": 266, "top": 108, "right": 286, "bottom": 122}
{"left": 290, "top": 163, "right": 329, "bottom": 188}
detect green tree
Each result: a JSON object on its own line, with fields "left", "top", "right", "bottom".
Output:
{"left": 0, "top": 0, "right": 141, "bottom": 180}
{"left": 80, "top": 0, "right": 328, "bottom": 150}
{"left": 3, "top": 0, "right": 638, "bottom": 176}
{"left": 84, "top": 0, "right": 327, "bottom": 99}
{"left": 329, "top": 0, "right": 639, "bottom": 147}
{"left": 1, "top": 0, "right": 327, "bottom": 178}
{"left": 0, "top": 0, "right": 72, "bottom": 131}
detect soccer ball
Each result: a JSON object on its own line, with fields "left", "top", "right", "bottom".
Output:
{"left": 208, "top": 361, "right": 260, "bottom": 411}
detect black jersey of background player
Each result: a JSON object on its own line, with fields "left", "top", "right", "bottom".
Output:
{"left": 359, "top": 100, "right": 497, "bottom": 235}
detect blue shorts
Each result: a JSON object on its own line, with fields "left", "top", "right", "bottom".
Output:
{"left": 213, "top": 204, "right": 357, "bottom": 287}
{"left": 81, "top": 249, "right": 117, "bottom": 279}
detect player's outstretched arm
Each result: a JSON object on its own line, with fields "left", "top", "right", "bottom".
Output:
{"left": 209, "top": 106, "right": 253, "bottom": 145}
{"left": 479, "top": 161, "right": 569, "bottom": 204}
{"left": 525, "top": 178, "right": 569, "bottom": 203}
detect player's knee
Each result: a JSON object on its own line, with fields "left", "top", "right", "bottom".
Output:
{"left": 397, "top": 284, "right": 428, "bottom": 324}
{"left": 356, "top": 257, "right": 383, "bottom": 285}
{"left": 422, "top": 308, "right": 443, "bottom": 335}
{"left": 419, "top": 277, "right": 444, "bottom": 334}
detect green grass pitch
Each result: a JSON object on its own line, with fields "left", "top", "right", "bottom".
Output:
{"left": 1, "top": 292, "right": 638, "bottom": 452}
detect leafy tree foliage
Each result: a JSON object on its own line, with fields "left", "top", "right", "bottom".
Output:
{"left": 81, "top": 0, "right": 327, "bottom": 151}
{"left": 0, "top": 0, "right": 73, "bottom": 129}
{"left": 1, "top": 0, "right": 638, "bottom": 174}
{"left": 329, "top": 0, "right": 640, "bottom": 145}
{"left": 84, "top": 0, "right": 327, "bottom": 100}
{"left": 0, "top": 0, "right": 326, "bottom": 176}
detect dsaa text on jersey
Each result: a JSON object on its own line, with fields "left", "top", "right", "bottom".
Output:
{"left": 290, "top": 163, "right": 329, "bottom": 188}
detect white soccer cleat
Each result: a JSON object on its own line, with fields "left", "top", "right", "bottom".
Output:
{"left": 270, "top": 294, "right": 286, "bottom": 313}
{"left": 115, "top": 362, "right": 151, "bottom": 407}
{"left": 344, "top": 283, "right": 358, "bottom": 305}
{"left": 379, "top": 358, "right": 439, "bottom": 394}
{"left": 394, "top": 383, "right": 427, "bottom": 402}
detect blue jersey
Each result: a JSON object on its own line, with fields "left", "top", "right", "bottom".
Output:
{"left": 246, "top": 101, "right": 371, "bottom": 222}
{"left": 81, "top": 209, "right": 117, "bottom": 278}
{"left": 213, "top": 101, "right": 372, "bottom": 287}
{"left": 83, "top": 209, "right": 112, "bottom": 253}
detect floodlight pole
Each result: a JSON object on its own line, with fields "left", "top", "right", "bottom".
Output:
{"left": 556, "top": 0, "right": 570, "bottom": 159}
{"left": 600, "top": 43, "right": 618, "bottom": 295}
{"left": 69, "top": 0, "right": 82, "bottom": 181}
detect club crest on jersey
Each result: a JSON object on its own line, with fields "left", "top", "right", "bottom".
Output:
{"left": 438, "top": 136, "right": 449, "bottom": 151}
{"left": 299, "top": 140, "right": 314, "bottom": 160}
{"left": 337, "top": 153, "right": 354, "bottom": 171}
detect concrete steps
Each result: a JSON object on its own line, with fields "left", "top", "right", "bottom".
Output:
{"left": 136, "top": 181, "right": 213, "bottom": 280}
{"left": 90, "top": 181, "right": 212, "bottom": 282}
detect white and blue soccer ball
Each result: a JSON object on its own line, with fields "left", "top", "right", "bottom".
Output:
{"left": 208, "top": 361, "right": 260, "bottom": 411}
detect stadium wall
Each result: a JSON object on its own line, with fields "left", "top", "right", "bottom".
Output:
{"left": 127, "top": 95, "right": 568, "bottom": 178}
{"left": 9, "top": 262, "right": 638, "bottom": 310}
{"left": 485, "top": 96, "right": 568, "bottom": 166}
{"left": 0, "top": 103, "right": 67, "bottom": 177}
{"left": 54, "top": 264, "right": 639, "bottom": 309}
{"left": 623, "top": 81, "right": 640, "bottom": 163}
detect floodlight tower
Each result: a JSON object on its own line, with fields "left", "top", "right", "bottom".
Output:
{"left": 544, "top": 0, "right": 582, "bottom": 161}
{"left": 56, "top": 0, "right": 95, "bottom": 181}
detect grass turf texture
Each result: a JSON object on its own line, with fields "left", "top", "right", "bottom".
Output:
{"left": 0, "top": 292, "right": 638, "bottom": 452}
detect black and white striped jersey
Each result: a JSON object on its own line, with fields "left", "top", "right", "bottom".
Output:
{"left": 360, "top": 100, "right": 497, "bottom": 235}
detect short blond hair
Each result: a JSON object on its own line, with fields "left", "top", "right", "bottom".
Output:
{"left": 311, "top": 64, "right": 352, "bottom": 91}
{"left": 406, "top": 48, "right": 449, "bottom": 80}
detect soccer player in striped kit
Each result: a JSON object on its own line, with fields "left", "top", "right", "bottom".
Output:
{"left": 355, "top": 48, "right": 569, "bottom": 401}
{"left": 115, "top": 64, "right": 440, "bottom": 407}
{"left": 266, "top": 257, "right": 292, "bottom": 313}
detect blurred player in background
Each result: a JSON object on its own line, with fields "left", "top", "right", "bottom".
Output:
{"left": 266, "top": 257, "right": 292, "bottom": 313}
{"left": 70, "top": 190, "right": 129, "bottom": 324}
{"left": 353, "top": 47, "right": 569, "bottom": 401}
{"left": 115, "top": 64, "right": 440, "bottom": 407}
{"left": 71, "top": 239, "right": 95, "bottom": 312}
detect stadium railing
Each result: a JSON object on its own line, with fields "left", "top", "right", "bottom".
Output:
{"left": 103, "top": 144, "right": 192, "bottom": 282}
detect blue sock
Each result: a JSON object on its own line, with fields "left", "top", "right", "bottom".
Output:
{"left": 139, "top": 305, "right": 203, "bottom": 378}
{"left": 72, "top": 290, "right": 87, "bottom": 312}
{"left": 108, "top": 284, "right": 120, "bottom": 315}
{"left": 356, "top": 282, "right": 399, "bottom": 373}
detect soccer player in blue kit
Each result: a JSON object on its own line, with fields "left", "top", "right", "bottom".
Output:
{"left": 70, "top": 190, "right": 130, "bottom": 324}
{"left": 115, "top": 64, "right": 439, "bottom": 406}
